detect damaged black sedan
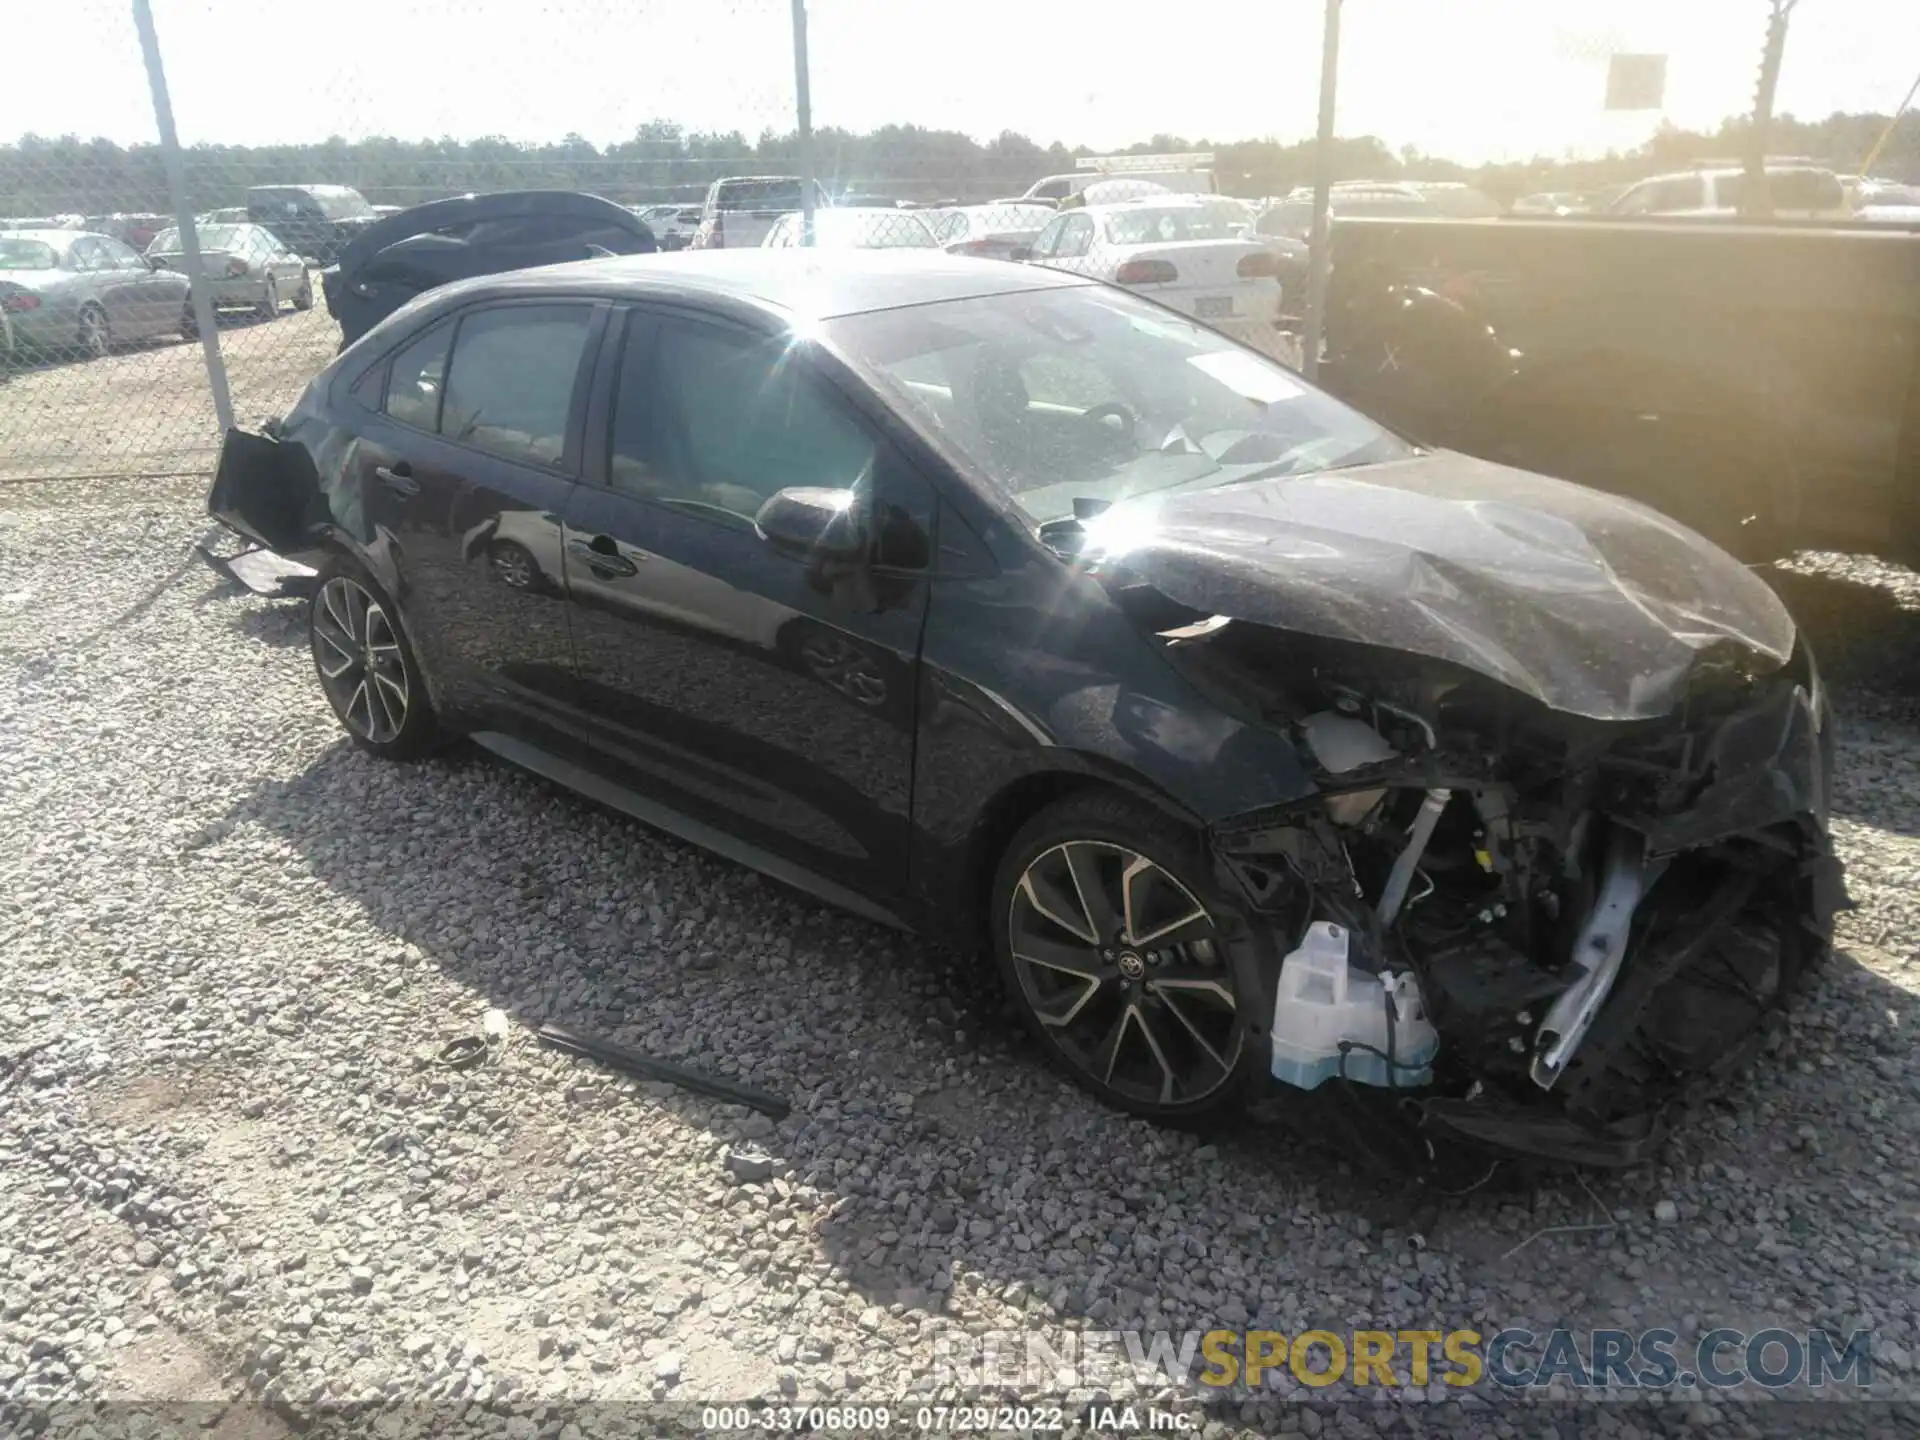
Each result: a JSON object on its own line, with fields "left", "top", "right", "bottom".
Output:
{"left": 207, "top": 250, "right": 1842, "bottom": 1171}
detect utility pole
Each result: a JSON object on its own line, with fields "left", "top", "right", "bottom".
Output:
{"left": 132, "top": 0, "right": 232, "bottom": 432}
{"left": 1301, "top": 0, "right": 1341, "bottom": 381}
{"left": 1740, "top": 0, "right": 1800, "bottom": 220}
{"left": 791, "top": 0, "right": 818, "bottom": 246}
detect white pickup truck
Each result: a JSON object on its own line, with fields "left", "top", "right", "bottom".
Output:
{"left": 1021, "top": 152, "right": 1217, "bottom": 205}
{"left": 688, "top": 176, "right": 832, "bottom": 250}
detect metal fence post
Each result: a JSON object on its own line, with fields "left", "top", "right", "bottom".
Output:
{"left": 791, "top": 0, "right": 818, "bottom": 246}
{"left": 1301, "top": 0, "right": 1341, "bottom": 382}
{"left": 131, "top": 0, "right": 233, "bottom": 434}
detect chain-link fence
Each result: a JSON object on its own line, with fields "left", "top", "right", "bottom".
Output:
{"left": 2, "top": 0, "right": 1911, "bottom": 481}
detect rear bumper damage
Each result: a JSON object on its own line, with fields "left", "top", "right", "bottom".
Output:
{"left": 1209, "top": 644, "right": 1844, "bottom": 1171}
{"left": 202, "top": 425, "right": 331, "bottom": 597}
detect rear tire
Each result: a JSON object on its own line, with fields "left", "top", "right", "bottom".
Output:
{"left": 180, "top": 299, "right": 199, "bottom": 340}
{"left": 989, "top": 790, "right": 1275, "bottom": 1123}
{"left": 78, "top": 304, "right": 109, "bottom": 359}
{"left": 293, "top": 274, "right": 314, "bottom": 311}
{"left": 309, "top": 554, "right": 444, "bottom": 760}
{"left": 256, "top": 279, "right": 279, "bottom": 320}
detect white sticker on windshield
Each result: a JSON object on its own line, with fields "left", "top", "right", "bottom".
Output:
{"left": 1188, "top": 350, "right": 1304, "bottom": 403}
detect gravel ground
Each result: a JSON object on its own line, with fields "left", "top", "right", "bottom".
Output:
{"left": 0, "top": 301, "right": 335, "bottom": 482}
{"left": 4, "top": 484, "right": 1920, "bottom": 1438}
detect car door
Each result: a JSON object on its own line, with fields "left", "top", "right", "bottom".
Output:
{"left": 101, "top": 236, "right": 174, "bottom": 335}
{"left": 66, "top": 238, "right": 125, "bottom": 331}
{"left": 342, "top": 300, "right": 603, "bottom": 727}
{"left": 1033, "top": 213, "right": 1095, "bottom": 276}
{"left": 559, "top": 307, "right": 934, "bottom": 899}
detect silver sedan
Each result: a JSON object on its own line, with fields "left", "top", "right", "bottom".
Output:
{"left": 146, "top": 222, "right": 312, "bottom": 317}
{"left": 0, "top": 228, "right": 194, "bottom": 359}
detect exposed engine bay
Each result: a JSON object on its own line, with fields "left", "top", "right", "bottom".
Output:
{"left": 1154, "top": 613, "right": 1845, "bottom": 1171}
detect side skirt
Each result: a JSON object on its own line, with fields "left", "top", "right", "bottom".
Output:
{"left": 469, "top": 730, "right": 915, "bottom": 935}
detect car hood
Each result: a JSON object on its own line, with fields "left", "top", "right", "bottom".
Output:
{"left": 1081, "top": 451, "right": 1796, "bottom": 721}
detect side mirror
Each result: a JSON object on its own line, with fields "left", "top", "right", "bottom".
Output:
{"left": 755, "top": 486, "right": 866, "bottom": 562}
{"left": 1010, "top": 245, "right": 1033, "bottom": 262}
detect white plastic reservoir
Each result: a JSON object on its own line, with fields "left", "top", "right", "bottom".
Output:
{"left": 1269, "top": 921, "right": 1439, "bottom": 1090}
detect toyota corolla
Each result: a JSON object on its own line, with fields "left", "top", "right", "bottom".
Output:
{"left": 207, "top": 250, "right": 1843, "bottom": 1173}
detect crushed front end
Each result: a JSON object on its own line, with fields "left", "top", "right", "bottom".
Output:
{"left": 1181, "top": 623, "right": 1843, "bottom": 1170}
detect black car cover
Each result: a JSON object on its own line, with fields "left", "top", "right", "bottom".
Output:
{"left": 324, "top": 190, "right": 657, "bottom": 344}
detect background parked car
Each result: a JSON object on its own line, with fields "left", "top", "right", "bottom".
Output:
{"left": 246, "top": 183, "right": 379, "bottom": 265}
{"left": 0, "top": 228, "right": 194, "bottom": 358}
{"left": 1605, "top": 164, "right": 1849, "bottom": 219}
{"left": 635, "top": 203, "right": 702, "bottom": 250}
{"left": 323, "top": 190, "right": 659, "bottom": 346}
{"left": 1511, "top": 190, "right": 1591, "bottom": 216}
{"left": 1252, "top": 184, "right": 1436, "bottom": 243}
{"left": 198, "top": 207, "right": 251, "bottom": 225}
{"left": 1023, "top": 198, "right": 1285, "bottom": 356}
{"left": 926, "top": 203, "right": 1057, "bottom": 260}
{"left": 146, "top": 222, "right": 311, "bottom": 317}
{"left": 761, "top": 208, "right": 937, "bottom": 248}
{"left": 689, "top": 176, "right": 831, "bottom": 249}
{"left": 83, "top": 213, "right": 172, "bottom": 251}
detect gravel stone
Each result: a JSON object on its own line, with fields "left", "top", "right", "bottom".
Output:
{"left": 3, "top": 490, "right": 1918, "bottom": 1431}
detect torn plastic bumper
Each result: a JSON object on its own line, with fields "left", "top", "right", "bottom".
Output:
{"left": 206, "top": 425, "right": 327, "bottom": 559}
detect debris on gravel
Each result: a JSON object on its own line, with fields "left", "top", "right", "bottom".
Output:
{"left": 3, "top": 485, "right": 1918, "bottom": 1437}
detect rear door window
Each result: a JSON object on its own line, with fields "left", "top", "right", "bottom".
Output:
{"left": 440, "top": 304, "right": 596, "bottom": 468}
{"left": 609, "top": 316, "right": 875, "bottom": 525}
{"left": 1055, "top": 214, "right": 1094, "bottom": 258}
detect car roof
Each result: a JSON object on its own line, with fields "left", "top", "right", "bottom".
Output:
{"left": 424, "top": 248, "right": 1086, "bottom": 321}
{"left": 1, "top": 229, "right": 84, "bottom": 244}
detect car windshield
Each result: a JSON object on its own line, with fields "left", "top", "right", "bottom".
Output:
{"left": 149, "top": 224, "right": 244, "bottom": 252}
{"left": 0, "top": 238, "right": 57, "bottom": 269}
{"left": 829, "top": 284, "right": 1409, "bottom": 524}
{"left": 252, "top": 186, "right": 371, "bottom": 220}
{"left": 716, "top": 179, "right": 804, "bottom": 211}
{"left": 1103, "top": 205, "right": 1242, "bottom": 245}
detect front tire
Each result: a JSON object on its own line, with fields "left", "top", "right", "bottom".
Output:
{"left": 293, "top": 274, "right": 314, "bottom": 311}
{"left": 257, "top": 278, "right": 279, "bottom": 319}
{"left": 309, "top": 555, "right": 442, "bottom": 759}
{"left": 990, "top": 791, "right": 1272, "bottom": 1123}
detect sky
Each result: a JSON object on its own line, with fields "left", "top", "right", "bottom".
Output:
{"left": 11, "top": 0, "right": 1919, "bottom": 165}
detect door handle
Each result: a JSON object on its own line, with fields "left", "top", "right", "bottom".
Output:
{"left": 373, "top": 463, "right": 418, "bottom": 498}
{"left": 568, "top": 535, "right": 638, "bottom": 577}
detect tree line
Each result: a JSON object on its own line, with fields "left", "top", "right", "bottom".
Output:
{"left": 2, "top": 111, "right": 1913, "bottom": 218}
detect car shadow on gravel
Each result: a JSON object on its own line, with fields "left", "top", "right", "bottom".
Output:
{"left": 224, "top": 727, "right": 1914, "bottom": 1335}
{"left": 1766, "top": 561, "right": 1920, "bottom": 693}
{"left": 221, "top": 741, "right": 1416, "bottom": 1315}
{"left": 217, "top": 594, "right": 309, "bottom": 649}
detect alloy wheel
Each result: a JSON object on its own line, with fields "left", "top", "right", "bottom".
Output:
{"left": 79, "top": 309, "right": 108, "bottom": 358}
{"left": 1009, "top": 840, "right": 1240, "bottom": 1107}
{"left": 490, "top": 542, "right": 537, "bottom": 590}
{"left": 312, "top": 576, "right": 410, "bottom": 744}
